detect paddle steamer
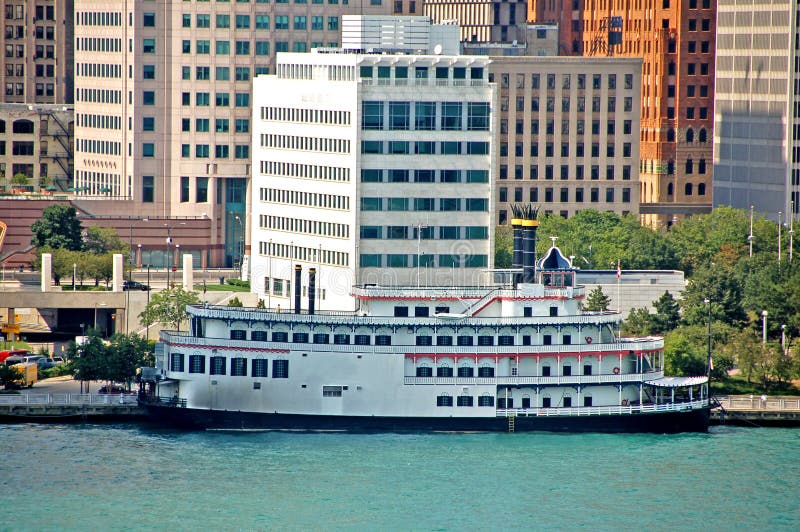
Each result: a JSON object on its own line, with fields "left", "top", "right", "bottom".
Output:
{"left": 139, "top": 216, "right": 709, "bottom": 432}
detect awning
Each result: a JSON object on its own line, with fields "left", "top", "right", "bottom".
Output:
{"left": 645, "top": 376, "right": 708, "bottom": 387}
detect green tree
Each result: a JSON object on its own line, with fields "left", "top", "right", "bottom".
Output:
{"left": 0, "top": 364, "right": 21, "bottom": 389}
{"left": 30, "top": 204, "right": 84, "bottom": 251}
{"left": 69, "top": 330, "right": 108, "bottom": 385}
{"left": 106, "top": 333, "right": 154, "bottom": 387}
{"left": 651, "top": 291, "right": 681, "bottom": 333}
{"left": 583, "top": 286, "right": 611, "bottom": 311}
{"left": 663, "top": 329, "right": 707, "bottom": 376}
{"left": 11, "top": 172, "right": 29, "bottom": 186}
{"left": 623, "top": 307, "right": 653, "bottom": 336}
{"left": 228, "top": 296, "right": 243, "bottom": 307}
{"left": 680, "top": 266, "right": 746, "bottom": 327}
{"left": 83, "top": 226, "right": 127, "bottom": 255}
{"left": 139, "top": 287, "right": 201, "bottom": 332}
{"left": 494, "top": 224, "right": 512, "bottom": 269}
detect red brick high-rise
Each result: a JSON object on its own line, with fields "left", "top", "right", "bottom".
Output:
{"left": 529, "top": 0, "right": 715, "bottom": 226}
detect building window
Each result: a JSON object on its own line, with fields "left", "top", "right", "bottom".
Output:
{"left": 142, "top": 175, "right": 154, "bottom": 203}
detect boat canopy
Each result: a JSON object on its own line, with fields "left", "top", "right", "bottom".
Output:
{"left": 645, "top": 376, "right": 708, "bottom": 387}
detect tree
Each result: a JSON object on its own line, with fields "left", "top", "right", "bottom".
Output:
{"left": 83, "top": 226, "right": 126, "bottom": 255}
{"left": 11, "top": 172, "right": 29, "bottom": 186}
{"left": 139, "top": 287, "right": 201, "bottom": 332}
{"left": 106, "top": 333, "right": 154, "bottom": 387}
{"left": 69, "top": 330, "right": 108, "bottom": 385}
{"left": 30, "top": 204, "right": 83, "bottom": 251}
{"left": 651, "top": 291, "right": 681, "bottom": 333}
{"left": 0, "top": 364, "right": 21, "bottom": 389}
{"left": 494, "top": 224, "right": 512, "bottom": 269}
{"left": 623, "top": 307, "right": 653, "bottom": 336}
{"left": 663, "top": 329, "right": 707, "bottom": 377}
{"left": 228, "top": 296, "right": 243, "bottom": 307}
{"left": 583, "top": 286, "right": 611, "bottom": 311}
{"left": 680, "top": 265, "right": 746, "bottom": 327}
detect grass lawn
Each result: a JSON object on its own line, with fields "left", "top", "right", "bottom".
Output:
{"left": 711, "top": 374, "right": 800, "bottom": 396}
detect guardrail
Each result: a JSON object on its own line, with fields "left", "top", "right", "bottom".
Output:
{"left": 0, "top": 393, "right": 138, "bottom": 405}
{"left": 715, "top": 395, "right": 800, "bottom": 411}
{"left": 404, "top": 371, "right": 664, "bottom": 386}
{"left": 497, "top": 399, "right": 707, "bottom": 418}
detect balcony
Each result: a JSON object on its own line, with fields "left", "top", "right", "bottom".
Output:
{"left": 496, "top": 399, "right": 707, "bottom": 418}
{"left": 403, "top": 371, "right": 664, "bottom": 386}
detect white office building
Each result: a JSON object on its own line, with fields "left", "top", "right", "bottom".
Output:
{"left": 251, "top": 50, "right": 496, "bottom": 311}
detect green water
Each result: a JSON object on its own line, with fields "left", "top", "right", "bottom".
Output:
{"left": 0, "top": 424, "right": 797, "bottom": 531}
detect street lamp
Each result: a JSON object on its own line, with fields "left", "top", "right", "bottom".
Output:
{"left": 704, "top": 298, "right": 712, "bottom": 383}
{"left": 762, "top": 310, "right": 768, "bottom": 344}
{"left": 781, "top": 324, "right": 787, "bottom": 352}
{"left": 72, "top": 262, "right": 76, "bottom": 291}
{"left": 234, "top": 214, "right": 243, "bottom": 271}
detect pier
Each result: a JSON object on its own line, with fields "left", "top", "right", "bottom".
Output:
{"left": 0, "top": 393, "right": 145, "bottom": 422}
{"left": 712, "top": 395, "right": 800, "bottom": 426}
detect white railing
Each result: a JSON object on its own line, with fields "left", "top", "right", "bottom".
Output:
{"left": 0, "top": 393, "right": 138, "bottom": 405}
{"left": 404, "top": 371, "right": 664, "bottom": 386}
{"left": 715, "top": 395, "right": 800, "bottom": 411}
{"left": 497, "top": 399, "right": 707, "bottom": 418}
{"left": 161, "top": 330, "right": 662, "bottom": 358}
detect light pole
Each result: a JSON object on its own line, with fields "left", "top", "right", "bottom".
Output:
{"left": 704, "top": 298, "right": 712, "bottom": 383}
{"left": 234, "top": 214, "right": 243, "bottom": 272}
{"left": 781, "top": 324, "right": 787, "bottom": 352}
{"left": 748, "top": 205, "right": 754, "bottom": 257}
{"left": 268, "top": 238, "right": 272, "bottom": 309}
{"left": 778, "top": 210, "right": 782, "bottom": 264}
{"left": 762, "top": 310, "right": 768, "bottom": 344}
{"left": 165, "top": 224, "right": 172, "bottom": 289}
{"left": 146, "top": 262, "right": 151, "bottom": 340}
{"left": 72, "top": 262, "right": 76, "bottom": 291}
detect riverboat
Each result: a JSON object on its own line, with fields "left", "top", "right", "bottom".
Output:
{"left": 139, "top": 218, "right": 710, "bottom": 433}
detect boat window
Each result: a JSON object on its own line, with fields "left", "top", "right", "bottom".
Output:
{"left": 498, "top": 335, "right": 514, "bottom": 346}
{"left": 252, "top": 359, "right": 268, "bottom": 377}
{"left": 477, "top": 335, "right": 494, "bottom": 346}
{"left": 375, "top": 335, "right": 392, "bottom": 346}
{"left": 457, "top": 335, "right": 473, "bottom": 346}
{"left": 434, "top": 306, "right": 450, "bottom": 314}
{"left": 322, "top": 385, "right": 343, "bottom": 397}
{"left": 478, "top": 366, "right": 494, "bottom": 378}
{"left": 313, "top": 333, "right": 330, "bottom": 344}
{"left": 563, "top": 334, "right": 571, "bottom": 345}
{"left": 210, "top": 356, "right": 226, "bottom": 376}
{"left": 436, "top": 366, "right": 453, "bottom": 377}
{"left": 230, "top": 329, "right": 246, "bottom": 340}
{"left": 522, "top": 396, "right": 531, "bottom": 408}
{"left": 563, "top": 365, "right": 572, "bottom": 376}
{"left": 416, "top": 366, "right": 433, "bottom": 377}
{"left": 251, "top": 331, "right": 268, "bottom": 341}
{"left": 271, "top": 332, "right": 288, "bottom": 342}
{"left": 272, "top": 359, "right": 289, "bottom": 378}
{"left": 354, "top": 334, "right": 371, "bottom": 345}
{"left": 457, "top": 366, "right": 474, "bottom": 378}
{"left": 436, "top": 394, "right": 453, "bottom": 407}
{"left": 549, "top": 306, "right": 558, "bottom": 317}
{"left": 457, "top": 395, "right": 474, "bottom": 407}
{"left": 522, "top": 335, "right": 531, "bottom": 345}
{"left": 498, "top": 397, "right": 513, "bottom": 408}
{"left": 169, "top": 353, "right": 184, "bottom": 372}
{"left": 523, "top": 307, "right": 532, "bottom": 317}
{"left": 543, "top": 334, "right": 552, "bottom": 345}
{"left": 188, "top": 355, "right": 205, "bottom": 374}
{"left": 542, "top": 397, "right": 551, "bottom": 408}
{"left": 292, "top": 332, "right": 309, "bottom": 343}
{"left": 478, "top": 395, "right": 494, "bottom": 407}
{"left": 563, "top": 397, "right": 572, "bottom": 407}
{"left": 436, "top": 335, "right": 453, "bottom": 346}
{"left": 541, "top": 365, "right": 551, "bottom": 376}
{"left": 583, "top": 364, "right": 592, "bottom": 376}
{"left": 231, "top": 357, "right": 247, "bottom": 377}
{"left": 416, "top": 335, "right": 432, "bottom": 346}
{"left": 394, "top": 306, "right": 409, "bottom": 317}
{"left": 333, "top": 334, "right": 350, "bottom": 345}
{"left": 583, "top": 396, "right": 593, "bottom": 407}
{"left": 414, "top": 306, "right": 429, "bottom": 317}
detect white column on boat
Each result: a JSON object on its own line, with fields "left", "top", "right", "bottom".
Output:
{"left": 638, "top": 383, "right": 642, "bottom": 407}
{"left": 671, "top": 387, "right": 675, "bottom": 404}
{"left": 689, "top": 387, "right": 693, "bottom": 401}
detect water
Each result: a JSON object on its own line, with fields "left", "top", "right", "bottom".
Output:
{"left": 0, "top": 424, "right": 798, "bottom": 531}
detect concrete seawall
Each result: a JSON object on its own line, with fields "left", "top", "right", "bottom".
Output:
{"left": 711, "top": 395, "right": 800, "bottom": 427}
{"left": 0, "top": 393, "right": 145, "bottom": 422}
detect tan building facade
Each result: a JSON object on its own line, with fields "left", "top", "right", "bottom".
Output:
{"left": 73, "top": 0, "right": 411, "bottom": 268}
{"left": 0, "top": 103, "right": 73, "bottom": 193}
{"left": 425, "top": 0, "right": 528, "bottom": 44}
{"left": 0, "top": 0, "right": 74, "bottom": 104}
{"left": 490, "top": 56, "right": 641, "bottom": 224}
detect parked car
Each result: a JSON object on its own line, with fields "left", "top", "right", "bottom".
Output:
{"left": 37, "top": 357, "right": 56, "bottom": 369}
{"left": 5, "top": 354, "right": 42, "bottom": 366}
{"left": 98, "top": 385, "right": 130, "bottom": 394}
{"left": 123, "top": 280, "right": 150, "bottom": 291}
{"left": 51, "top": 357, "right": 65, "bottom": 365}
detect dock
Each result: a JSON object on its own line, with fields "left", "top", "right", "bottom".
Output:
{"left": 712, "top": 395, "right": 800, "bottom": 426}
{"left": 0, "top": 393, "right": 145, "bottom": 422}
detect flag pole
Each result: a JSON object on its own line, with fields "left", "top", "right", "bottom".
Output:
{"left": 616, "top": 259, "right": 622, "bottom": 339}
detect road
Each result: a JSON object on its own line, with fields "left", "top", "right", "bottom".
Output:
{"left": 17, "top": 375, "right": 112, "bottom": 394}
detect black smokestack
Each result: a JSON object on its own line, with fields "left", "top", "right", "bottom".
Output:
{"left": 520, "top": 205, "right": 540, "bottom": 284}
{"left": 308, "top": 268, "right": 316, "bottom": 315}
{"left": 294, "top": 265, "right": 302, "bottom": 314}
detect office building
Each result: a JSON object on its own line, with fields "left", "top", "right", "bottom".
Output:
{"left": 425, "top": 0, "right": 528, "bottom": 44}
{"left": 0, "top": 0, "right": 74, "bottom": 104}
{"left": 251, "top": 50, "right": 495, "bottom": 310}
{"left": 491, "top": 56, "right": 642, "bottom": 223}
{"left": 72, "top": 0, "right": 411, "bottom": 268}
{"left": 713, "top": 0, "right": 799, "bottom": 220}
